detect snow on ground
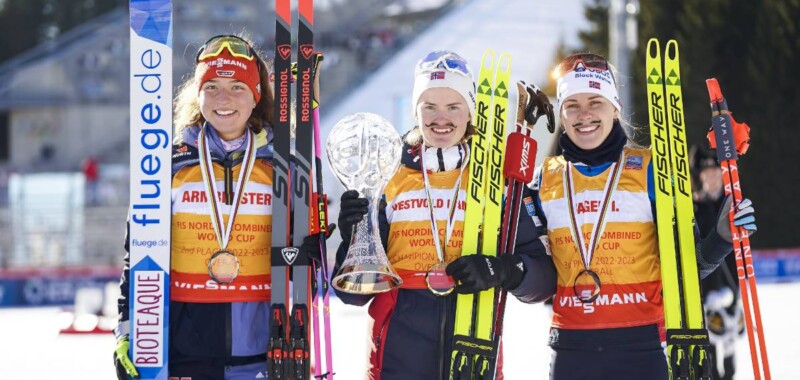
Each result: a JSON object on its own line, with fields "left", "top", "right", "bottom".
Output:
{"left": 0, "top": 282, "right": 797, "bottom": 379}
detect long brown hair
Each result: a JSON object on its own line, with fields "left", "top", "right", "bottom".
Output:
{"left": 173, "top": 34, "right": 274, "bottom": 142}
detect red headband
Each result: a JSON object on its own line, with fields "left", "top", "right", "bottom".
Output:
{"left": 197, "top": 50, "right": 261, "bottom": 103}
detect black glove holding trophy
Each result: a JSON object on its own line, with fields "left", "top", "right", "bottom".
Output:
{"left": 326, "top": 112, "right": 403, "bottom": 294}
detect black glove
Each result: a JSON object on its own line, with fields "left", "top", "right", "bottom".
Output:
{"left": 716, "top": 195, "right": 757, "bottom": 242}
{"left": 446, "top": 254, "right": 526, "bottom": 294}
{"left": 520, "top": 81, "right": 555, "bottom": 133}
{"left": 337, "top": 190, "right": 369, "bottom": 243}
{"left": 300, "top": 224, "right": 337, "bottom": 264}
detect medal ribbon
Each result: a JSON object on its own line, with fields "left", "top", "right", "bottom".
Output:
{"left": 562, "top": 152, "right": 625, "bottom": 272}
{"left": 420, "top": 144, "right": 468, "bottom": 265}
{"left": 197, "top": 126, "right": 257, "bottom": 251}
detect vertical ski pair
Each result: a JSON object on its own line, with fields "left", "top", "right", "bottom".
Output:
{"left": 646, "top": 39, "right": 711, "bottom": 379}
{"left": 450, "top": 50, "right": 511, "bottom": 380}
{"left": 269, "top": 0, "right": 334, "bottom": 379}
{"left": 706, "top": 79, "right": 770, "bottom": 380}
{"left": 128, "top": 1, "right": 172, "bottom": 379}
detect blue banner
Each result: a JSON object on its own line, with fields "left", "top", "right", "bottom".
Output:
{"left": 0, "top": 270, "right": 119, "bottom": 307}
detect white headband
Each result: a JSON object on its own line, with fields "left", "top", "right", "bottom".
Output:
{"left": 556, "top": 64, "right": 621, "bottom": 112}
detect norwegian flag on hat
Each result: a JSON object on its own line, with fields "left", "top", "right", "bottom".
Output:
{"left": 589, "top": 81, "right": 601, "bottom": 90}
{"left": 430, "top": 71, "right": 446, "bottom": 80}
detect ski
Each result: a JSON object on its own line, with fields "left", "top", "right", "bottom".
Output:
{"left": 309, "top": 52, "right": 335, "bottom": 379}
{"left": 706, "top": 78, "right": 771, "bottom": 380}
{"left": 287, "top": 0, "right": 315, "bottom": 377}
{"left": 450, "top": 50, "right": 511, "bottom": 380}
{"left": 645, "top": 38, "right": 711, "bottom": 379}
{"left": 128, "top": 1, "right": 172, "bottom": 379}
{"left": 268, "top": 1, "right": 316, "bottom": 378}
{"left": 267, "top": 0, "right": 294, "bottom": 377}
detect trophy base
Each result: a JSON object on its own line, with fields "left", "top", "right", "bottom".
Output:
{"left": 332, "top": 264, "right": 403, "bottom": 295}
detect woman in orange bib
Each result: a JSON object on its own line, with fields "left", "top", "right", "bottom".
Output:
{"left": 448, "top": 52, "right": 758, "bottom": 379}
{"left": 333, "top": 50, "right": 541, "bottom": 379}
{"left": 114, "top": 34, "right": 322, "bottom": 380}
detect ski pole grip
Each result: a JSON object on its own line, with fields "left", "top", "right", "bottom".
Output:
{"left": 705, "top": 78, "right": 751, "bottom": 158}
{"left": 503, "top": 132, "right": 537, "bottom": 183}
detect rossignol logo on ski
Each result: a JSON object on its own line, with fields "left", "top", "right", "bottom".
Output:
{"left": 277, "top": 44, "right": 291, "bottom": 60}
{"left": 300, "top": 44, "right": 313, "bottom": 60}
{"left": 281, "top": 247, "right": 299, "bottom": 265}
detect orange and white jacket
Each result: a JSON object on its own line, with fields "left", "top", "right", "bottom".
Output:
{"left": 537, "top": 147, "right": 663, "bottom": 330}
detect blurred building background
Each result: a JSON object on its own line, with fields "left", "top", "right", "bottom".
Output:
{"left": 0, "top": 0, "right": 457, "bottom": 306}
{"left": 0, "top": 0, "right": 799, "bottom": 308}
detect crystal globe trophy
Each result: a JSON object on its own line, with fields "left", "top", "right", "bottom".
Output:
{"left": 326, "top": 112, "right": 403, "bottom": 294}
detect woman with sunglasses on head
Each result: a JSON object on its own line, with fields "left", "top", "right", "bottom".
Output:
{"left": 333, "top": 50, "right": 542, "bottom": 379}
{"left": 113, "top": 34, "right": 322, "bottom": 380}
{"left": 449, "top": 52, "right": 757, "bottom": 379}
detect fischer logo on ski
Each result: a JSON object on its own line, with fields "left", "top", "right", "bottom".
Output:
{"left": 450, "top": 49, "right": 513, "bottom": 380}
{"left": 646, "top": 38, "right": 710, "bottom": 380}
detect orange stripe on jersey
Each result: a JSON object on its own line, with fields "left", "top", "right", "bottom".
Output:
{"left": 551, "top": 281, "right": 664, "bottom": 329}
{"left": 171, "top": 272, "right": 271, "bottom": 303}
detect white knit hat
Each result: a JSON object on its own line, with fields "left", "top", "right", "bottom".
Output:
{"left": 411, "top": 51, "right": 476, "bottom": 118}
{"left": 556, "top": 62, "right": 621, "bottom": 112}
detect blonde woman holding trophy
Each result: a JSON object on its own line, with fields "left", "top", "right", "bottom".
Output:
{"left": 329, "top": 50, "right": 548, "bottom": 380}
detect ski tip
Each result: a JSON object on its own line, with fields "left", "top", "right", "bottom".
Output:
{"left": 276, "top": 0, "right": 292, "bottom": 23}
{"left": 705, "top": 78, "right": 722, "bottom": 102}
{"left": 299, "top": 0, "right": 314, "bottom": 24}
{"left": 481, "top": 49, "right": 496, "bottom": 67}
{"left": 646, "top": 38, "right": 660, "bottom": 58}
{"left": 665, "top": 39, "right": 680, "bottom": 60}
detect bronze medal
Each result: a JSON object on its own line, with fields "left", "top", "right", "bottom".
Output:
{"left": 208, "top": 249, "right": 240, "bottom": 284}
{"left": 572, "top": 269, "right": 602, "bottom": 303}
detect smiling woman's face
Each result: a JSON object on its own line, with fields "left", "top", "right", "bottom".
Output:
{"left": 560, "top": 93, "right": 619, "bottom": 150}
{"left": 416, "top": 87, "right": 471, "bottom": 148}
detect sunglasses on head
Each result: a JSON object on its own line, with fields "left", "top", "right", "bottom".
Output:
{"left": 196, "top": 35, "right": 257, "bottom": 62}
{"left": 417, "top": 50, "right": 472, "bottom": 77}
{"left": 553, "top": 53, "right": 615, "bottom": 82}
